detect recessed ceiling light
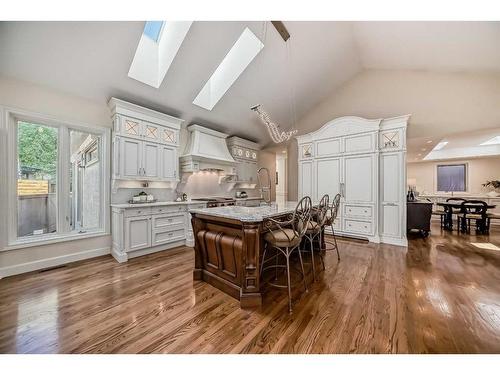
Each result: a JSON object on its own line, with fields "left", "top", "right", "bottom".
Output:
{"left": 427, "top": 140, "right": 433, "bottom": 144}
{"left": 421, "top": 148, "right": 426, "bottom": 151}
{"left": 432, "top": 141, "right": 448, "bottom": 151}
{"left": 480, "top": 136, "right": 500, "bottom": 146}
{"left": 193, "top": 27, "right": 264, "bottom": 111}
{"left": 417, "top": 153, "right": 422, "bottom": 156}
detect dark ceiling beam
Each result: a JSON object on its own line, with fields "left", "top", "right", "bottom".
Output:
{"left": 271, "top": 21, "right": 290, "bottom": 42}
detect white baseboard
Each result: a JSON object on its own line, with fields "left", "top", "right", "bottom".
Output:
{"left": 0, "top": 247, "right": 110, "bottom": 278}
{"left": 126, "top": 240, "right": 186, "bottom": 260}
{"left": 111, "top": 248, "right": 128, "bottom": 263}
{"left": 380, "top": 236, "right": 408, "bottom": 247}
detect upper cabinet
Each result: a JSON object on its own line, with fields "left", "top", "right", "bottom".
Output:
{"left": 226, "top": 136, "right": 260, "bottom": 184}
{"left": 109, "top": 98, "right": 183, "bottom": 182}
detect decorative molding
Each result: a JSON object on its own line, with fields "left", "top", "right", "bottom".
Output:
{"left": 107, "top": 97, "right": 183, "bottom": 129}
{"left": 296, "top": 116, "right": 383, "bottom": 144}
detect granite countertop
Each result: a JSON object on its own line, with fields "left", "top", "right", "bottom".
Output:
{"left": 234, "top": 197, "right": 263, "bottom": 201}
{"left": 111, "top": 200, "right": 208, "bottom": 209}
{"left": 419, "top": 193, "right": 498, "bottom": 199}
{"left": 189, "top": 201, "right": 299, "bottom": 222}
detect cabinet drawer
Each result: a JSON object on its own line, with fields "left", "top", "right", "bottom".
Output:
{"left": 124, "top": 207, "right": 152, "bottom": 217}
{"left": 153, "top": 213, "right": 185, "bottom": 229}
{"left": 151, "top": 205, "right": 186, "bottom": 214}
{"left": 344, "top": 205, "right": 372, "bottom": 218}
{"left": 344, "top": 219, "right": 372, "bottom": 235}
{"left": 153, "top": 228, "right": 186, "bottom": 245}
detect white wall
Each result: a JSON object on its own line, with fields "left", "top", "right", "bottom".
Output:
{"left": 407, "top": 157, "right": 500, "bottom": 195}
{"left": 286, "top": 69, "right": 500, "bottom": 200}
{"left": 0, "top": 75, "right": 112, "bottom": 277}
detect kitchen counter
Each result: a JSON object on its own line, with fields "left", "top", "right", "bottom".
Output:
{"left": 190, "top": 201, "right": 297, "bottom": 222}
{"left": 110, "top": 200, "right": 208, "bottom": 209}
{"left": 419, "top": 193, "right": 498, "bottom": 199}
{"left": 190, "top": 201, "right": 300, "bottom": 308}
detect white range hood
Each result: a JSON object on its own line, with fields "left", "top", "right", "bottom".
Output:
{"left": 180, "top": 124, "right": 236, "bottom": 174}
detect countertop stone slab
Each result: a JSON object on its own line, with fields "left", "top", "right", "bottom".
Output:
{"left": 111, "top": 200, "right": 208, "bottom": 209}
{"left": 189, "top": 201, "right": 299, "bottom": 222}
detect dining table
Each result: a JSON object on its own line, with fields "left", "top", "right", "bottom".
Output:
{"left": 437, "top": 201, "right": 496, "bottom": 232}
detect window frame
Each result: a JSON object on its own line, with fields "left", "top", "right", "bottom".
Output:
{"left": 435, "top": 162, "right": 469, "bottom": 193}
{"left": 2, "top": 107, "right": 110, "bottom": 250}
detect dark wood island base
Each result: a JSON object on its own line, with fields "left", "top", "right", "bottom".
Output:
{"left": 192, "top": 213, "right": 264, "bottom": 308}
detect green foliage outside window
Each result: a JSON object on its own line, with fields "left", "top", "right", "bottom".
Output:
{"left": 18, "top": 121, "right": 58, "bottom": 178}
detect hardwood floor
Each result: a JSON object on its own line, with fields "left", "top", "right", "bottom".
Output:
{"left": 1, "top": 223, "right": 500, "bottom": 353}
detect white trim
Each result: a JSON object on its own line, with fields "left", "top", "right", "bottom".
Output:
{"left": 2, "top": 105, "right": 111, "bottom": 250}
{"left": 1, "top": 231, "right": 109, "bottom": 251}
{"left": 379, "top": 236, "right": 408, "bottom": 247}
{"left": 0, "top": 246, "right": 110, "bottom": 278}
{"left": 111, "top": 248, "right": 128, "bottom": 263}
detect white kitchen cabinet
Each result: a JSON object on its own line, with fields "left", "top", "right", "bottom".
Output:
{"left": 109, "top": 98, "right": 182, "bottom": 183}
{"left": 299, "top": 160, "right": 313, "bottom": 199}
{"left": 119, "top": 137, "right": 142, "bottom": 179}
{"left": 125, "top": 216, "right": 151, "bottom": 252}
{"left": 297, "top": 115, "right": 409, "bottom": 246}
{"left": 315, "top": 157, "right": 341, "bottom": 202}
{"left": 142, "top": 141, "right": 161, "bottom": 179}
{"left": 116, "top": 137, "right": 165, "bottom": 181}
{"left": 226, "top": 136, "right": 259, "bottom": 184}
{"left": 161, "top": 145, "right": 177, "bottom": 180}
{"left": 111, "top": 202, "right": 207, "bottom": 263}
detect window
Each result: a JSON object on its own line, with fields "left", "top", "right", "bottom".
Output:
{"left": 17, "top": 122, "right": 58, "bottom": 237}
{"left": 437, "top": 164, "right": 467, "bottom": 192}
{"left": 480, "top": 136, "right": 500, "bottom": 146}
{"left": 7, "top": 111, "right": 109, "bottom": 246}
{"left": 193, "top": 27, "right": 264, "bottom": 111}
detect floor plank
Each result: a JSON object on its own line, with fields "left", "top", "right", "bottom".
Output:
{"left": 1, "top": 223, "right": 500, "bottom": 353}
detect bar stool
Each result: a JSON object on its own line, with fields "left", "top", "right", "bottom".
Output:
{"left": 303, "top": 194, "right": 329, "bottom": 281}
{"left": 260, "top": 196, "right": 311, "bottom": 313}
{"left": 323, "top": 193, "right": 341, "bottom": 262}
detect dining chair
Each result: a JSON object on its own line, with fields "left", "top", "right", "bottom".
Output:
{"left": 260, "top": 196, "right": 311, "bottom": 313}
{"left": 456, "top": 200, "right": 488, "bottom": 234}
{"left": 303, "top": 194, "right": 329, "bottom": 281}
{"left": 323, "top": 193, "right": 341, "bottom": 261}
{"left": 445, "top": 197, "right": 467, "bottom": 226}
{"left": 428, "top": 198, "right": 445, "bottom": 228}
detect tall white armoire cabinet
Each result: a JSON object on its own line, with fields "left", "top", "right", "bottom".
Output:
{"left": 296, "top": 115, "right": 410, "bottom": 247}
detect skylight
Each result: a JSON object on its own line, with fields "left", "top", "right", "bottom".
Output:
{"left": 193, "top": 27, "right": 264, "bottom": 111}
{"left": 143, "top": 21, "right": 164, "bottom": 42}
{"left": 432, "top": 141, "right": 448, "bottom": 151}
{"left": 128, "top": 21, "right": 193, "bottom": 88}
{"left": 480, "top": 136, "right": 500, "bottom": 146}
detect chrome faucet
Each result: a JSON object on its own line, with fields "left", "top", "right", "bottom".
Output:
{"left": 257, "top": 167, "right": 272, "bottom": 205}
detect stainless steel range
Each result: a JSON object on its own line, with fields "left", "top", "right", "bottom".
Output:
{"left": 192, "top": 197, "right": 236, "bottom": 208}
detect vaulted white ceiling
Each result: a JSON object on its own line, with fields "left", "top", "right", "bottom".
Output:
{"left": 0, "top": 21, "right": 499, "bottom": 146}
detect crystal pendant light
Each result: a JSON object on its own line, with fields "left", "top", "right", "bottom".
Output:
{"left": 251, "top": 105, "right": 297, "bottom": 143}
{"left": 252, "top": 21, "right": 298, "bottom": 144}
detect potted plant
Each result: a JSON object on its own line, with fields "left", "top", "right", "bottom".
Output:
{"left": 482, "top": 180, "right": 500, "bottom": 197}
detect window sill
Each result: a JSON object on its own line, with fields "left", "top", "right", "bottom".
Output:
{"left": 2, "top": 230, "right": 110, "bottom": 252}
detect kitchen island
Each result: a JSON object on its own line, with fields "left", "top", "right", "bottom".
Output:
{"left": 189, "top": 201, "right": 298, "bottom": 308}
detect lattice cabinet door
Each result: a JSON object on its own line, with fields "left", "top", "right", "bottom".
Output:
{"left": 144, "top": 123, "right": 161, "bottom": 142}
{"left": 123, "top": 118, "right": 141, "bottom": 137}
{"left": 162, "top": 128, "right": 177, "bottom": 144}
